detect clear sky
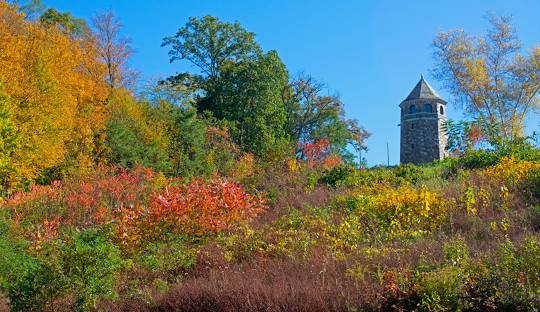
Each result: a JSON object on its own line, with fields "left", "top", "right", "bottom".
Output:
{"left": 42, "top": 0, "right": 540, "bottom": 165}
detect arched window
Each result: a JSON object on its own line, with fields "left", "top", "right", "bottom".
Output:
{"left": 439, "top": 106, "right": 444, "bottom": 115}
{"left": 409, "top": 105, "right": 416, "bottom": 114}
{"left": 424, "top": 104, "right": 433, "bottom": 113}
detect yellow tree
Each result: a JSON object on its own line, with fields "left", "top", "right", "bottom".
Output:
{"left": 433, "top": 15, "right": 540, "bottom": 142}
{"left": 0, "top": 2, "right": 108, "bottom": 189}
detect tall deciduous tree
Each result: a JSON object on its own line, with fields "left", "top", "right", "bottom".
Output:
{"left": 105, "top": 91, "right": 171, "bottom": 172}
{"left": 162, "top": 15, "right": 261, "bottom": 80}
{"left": 433, "top": 15, "right": 540, "bottom": 142}
{"left": 0, "top": 2, "right": 108, "bottom": 189}
{"left": 162, "top": 16, "right": 290, "bottom": 156}
{"left": 217, "top": 51, "right": 290, "bottom": 155}
{"left": 92, "top": 11, "right": 135, "bottom": 91}
{"left": 0, "top": 86, "right": 18, "bottom": 195}
{"left": 286, "top": 74, "right": 370, "bottom": 160}
{"left": 39, "top": 8, "right": 88, "bottom": 36}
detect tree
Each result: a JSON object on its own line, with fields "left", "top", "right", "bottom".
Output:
{"left": 105, "top": 91, "right": 171, "bottom": 173}
{"left": 0, "top": 86, "right": 19, "bottom": 195}
{"left": 0, "top": 2, "right": 108, "bottom": 189}
{"left": 433, "top": 15, "right": 540, "bottom": 143}
{"left": 162, "top": 16, "right": 290, "bottom": 156}
{"left": 162, "top": 15, "right": 261, "bottom": 80}
{"left": 39, "top": 8, "right": 88, "bottom": 36}
{"left": 92, "top": 11, "right": 135, "bottom": 91}
{"left": 217, "top": 51, "right": 290, "bottom": 155}
{"left": 286, "top": 74, "right": 370, "bottom": 160}
{"left": 14, "top": 0, "right": 44, "bottom": 20}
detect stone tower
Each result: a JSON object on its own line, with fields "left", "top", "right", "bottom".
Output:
{"left": 400, "top": 76, "right": 448, "bottom": 165}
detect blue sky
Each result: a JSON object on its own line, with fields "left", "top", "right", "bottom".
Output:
{"left": 42, "top": 0, "right": 540, "bottom": 165}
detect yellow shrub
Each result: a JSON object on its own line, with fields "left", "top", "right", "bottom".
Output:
{"left": 483, "top": 157, "right": 540, "bottom": 186}
{"left": 351, "top": 184, "right": 448, "bottom": 238}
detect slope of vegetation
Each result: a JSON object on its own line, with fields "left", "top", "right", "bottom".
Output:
{"left": 1, "top": 1, "right": 540, "bottom": 311}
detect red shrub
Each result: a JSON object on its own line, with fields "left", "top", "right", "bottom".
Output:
{"left": 147, "top": 178, "right": 266, "bottom": 236}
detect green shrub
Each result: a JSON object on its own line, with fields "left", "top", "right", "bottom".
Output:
{"left": 496, "top": 237, "right": 540, "bottom": 308}
{"left": 319, "top": 164, "right": 356, "bottom": 188}
{"left": 443, "top": 238, "right": 469, "bottom": 267}
{"left": 416, "top": 266, "right": 466, "bottom": 312}
{"left": 2, "top": 226, "right": 123, "bottom": 311}
{"left": 135, "top": 236, "right": 196, "bottom": 273}
{"left": 0, "top": 223, "right": 50, "bottom": 312}
{"left": 394, "top": 163, "right": 423, "bottom": 185}
{"left": 456, "top": 149, "right": 500, "bottom": 170}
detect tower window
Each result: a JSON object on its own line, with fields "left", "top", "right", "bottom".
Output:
{"left": 440, "top": 106, "right": 444, "bottom": 115}
{"left": 424, "top": 104, "right": 433, "bottom": 113}
{"left": 409, "top": 105, "right": 416, "bottom": 114}
{"left": 411, "top": 123, "right": 415, "bottom": 129}
{"left": 411, "top": 144, "right": 415, "bottom": 150}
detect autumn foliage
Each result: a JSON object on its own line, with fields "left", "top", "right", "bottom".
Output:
{"left": 0, "top": 2, "right": 108, "bottom": 191}
{"left": 2, "top": 165, "right": 266, "bottom": 252}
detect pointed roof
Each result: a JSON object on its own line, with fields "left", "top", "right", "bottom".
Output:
{"left": 403, "top": 76, "right": 445, "bottom": 103}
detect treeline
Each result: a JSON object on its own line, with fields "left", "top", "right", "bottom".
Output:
{"left": 0, "top": 2, "right": 369, "bottom": 195}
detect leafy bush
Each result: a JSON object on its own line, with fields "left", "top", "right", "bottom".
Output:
{"left": 49, "top": 227, "right": 124, "bottom": 310}
{"left": 0, "top": 223, "right": 47, "bottom": 312}
{"left": 395, "top": 163, "right": 423, "bottom": 185}
{"left": 453, "top": 149, "right": 500, "bottom": 170}
{"left": 319, "top": 164, "right": 356, "bottom": 188}
{"left": 416, "top": 266, "right": 466, "bottom": 312}
{"left": 135, "top": 236, "right": 196, "bottom": 273}
{"left": 496, "top": 237, "right": 540, "bottom": 308}
{"left": 1, "top": 226, "right": 123, "bottom": 311}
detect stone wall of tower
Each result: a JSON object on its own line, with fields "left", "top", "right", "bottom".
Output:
{"left": 400, "top": 99, "right": 447, "bottom": 165}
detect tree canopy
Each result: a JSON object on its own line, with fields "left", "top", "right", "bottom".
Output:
{"left": 433, "top": 15, "right": 540, "bottom": 143}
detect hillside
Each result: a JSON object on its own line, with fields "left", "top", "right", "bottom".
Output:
{"left": 1, "top": 1, "right": 540, "bottom": 311}
{"left": 2, "top": 149, "right": 540, "bottom": 311}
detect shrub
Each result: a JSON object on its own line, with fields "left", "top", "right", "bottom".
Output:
{"left": 135, "top": 236, "right": 197, "bottom": 274}
{"left": 395, "top": 163, "right": 423, "bottom": 185}
{"left": 146, "top": 177, "right": 266, "bottom": 238}
{"left": 51, "top": 226, "right": 124, "bottom": 310}
{"left": 453, "top": 149, "right": 500, "bottom": 170}
{"left": 415, "top": 266, "right": 467, "bottom": 312}
{"left": 496, "top": 237, "right": 540, "bottom": 308}
{"left": 1, "top": 226, "right": 123, "bottom": 312}
{"left": 0, "top": 223, "right": 48, "bottom": 312}
{"left": 346, "top": 184, "right": 448, "bottom": 239}
{"left": 319, "top": 164, "right": 356, "bottom": 188}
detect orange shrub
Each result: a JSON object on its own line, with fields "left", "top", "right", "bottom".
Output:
{"left": 147, "top": 178, "right": 266, "bottom": 236}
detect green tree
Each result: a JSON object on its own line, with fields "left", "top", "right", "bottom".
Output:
{"left": 162, "top": 15, "right": 290, "bottom": 156}
{"left": 218, "top": 51, "right": 290, "bottom": 155}
{"left": 433, "top": 15, "right": 540, "bottom": 143}
{"left": 105, "top": 92, "right": 171, "bottom": 172}
{"left": 286, "top": 74, "right": 370, "bottom": 160}
{"left": 162, "top": 15, "right": 261, "bottom": 81}
{"left": 39, "top": 8, "right": 89, "bottom": 36}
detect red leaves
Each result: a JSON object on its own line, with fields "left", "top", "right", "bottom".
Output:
{"left": 298, "top": 139, "right": 342, "bottom": 169}
{"left": 148, "top": 178, "right": 266, "bottom": 235}
{"left": 64, "top": 164, "right": 155, "bottom": 226}
{"left": 2, "top": 164, "right": 266, "bottom": 251}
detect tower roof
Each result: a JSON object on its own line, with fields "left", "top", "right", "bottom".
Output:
{"left": 402, "top": 76, "right": 446, "bottom": 103}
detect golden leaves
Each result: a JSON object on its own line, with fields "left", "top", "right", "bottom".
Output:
{"left": 0, "top": 3, "right": 108, "bottom": 188}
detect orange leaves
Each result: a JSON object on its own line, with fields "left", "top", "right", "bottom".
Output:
{"left": 148, "top": 178, "right": 266, "bottom": 236}
{"left": 1, "top": 164, "right": 267, "bottom": 251}
{"left": 0, "top": 2, "right": 108, "bottom": 187}
{"left": 298, "top": 139, "right": 342, "bottom": 169}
